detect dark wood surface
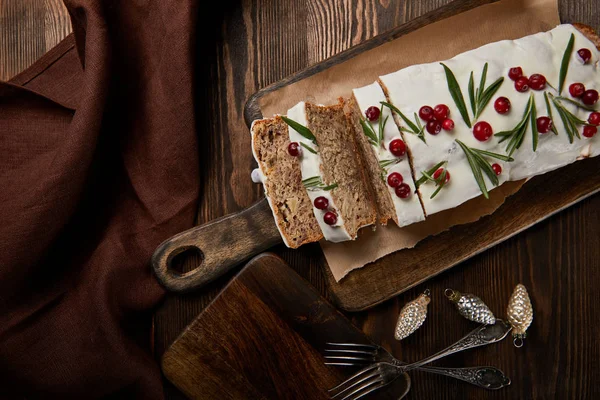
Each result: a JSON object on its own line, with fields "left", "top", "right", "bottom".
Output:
{"left": 3, "top": 1, "right": 600, "bottom": 399}
{"left": 162, "top": 253, "right": 410, "bottom": 400}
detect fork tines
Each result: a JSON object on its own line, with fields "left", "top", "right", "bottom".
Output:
{"left": 328, "top": 363, "right": 386, "bottom": 400}
{"left": 324, "top": 343, "right": 377, "bottom": 366}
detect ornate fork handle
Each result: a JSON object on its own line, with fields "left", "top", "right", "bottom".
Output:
{"left": 417, "top": 365, "right": 511, "bottom": 390}
{"left": 400, "top": 319, "right": 511, "bottom": 372}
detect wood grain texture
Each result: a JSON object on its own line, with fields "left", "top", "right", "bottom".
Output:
{"left": 3, "top": 1, "right": 600, "bottom": 399}
{"left": 152, "top": 199, "right": 281, "bottom": 292}
{"left": 162, "top": 253, "right": 410, "bottom": 400}
{"left": 154, "top": 1, "right": 600, "bottom": 399}
{"left": 0, "top": 0, "right": 70, "bottom": 81}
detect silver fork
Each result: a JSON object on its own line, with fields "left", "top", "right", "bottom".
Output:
{"left": 325, "top": 342, "right": 510, "bottom": 390}
{"left": 328, "top": 319, "right": 511, "bottom": 400}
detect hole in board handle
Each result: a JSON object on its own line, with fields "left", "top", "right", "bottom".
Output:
{"left": 166, "top": 246, "right": 204, "bottom": 274}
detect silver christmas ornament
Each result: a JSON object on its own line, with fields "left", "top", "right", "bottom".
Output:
{"left": 394, "top": 289, "right": 430, "bottom": 341}
{"left": 445, "top": 289, "right": 496, "bottom": 325}
{"left": 506, "top": 283, "right": 533, "bottom": 348}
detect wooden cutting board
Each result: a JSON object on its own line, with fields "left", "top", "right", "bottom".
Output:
{"left": 161, "top": 253, "right": 410, "bottom": 400}
{"left": 151, "top": 0, "right": 600, "bottom": 311}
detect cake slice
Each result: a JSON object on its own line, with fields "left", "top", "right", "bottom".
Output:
{"left": 251, "top": 117, "right": 323, "bottom": 248}
{"left": 348, "top": 83, "right": 426, "bottom": 227}
{"left": 285, "top": 99, "right": 377, "bottom": 240}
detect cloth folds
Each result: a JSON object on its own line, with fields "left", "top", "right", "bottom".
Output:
{"left": 0, "top": 0, "right": 200, "bottom": 398}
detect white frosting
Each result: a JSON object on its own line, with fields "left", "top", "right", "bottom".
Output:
{"left": 352, "top": 82, "right": 426, "bottom": 226}
{"left": 380, "top": 24, "right": 600, "bottom": 217}
{"left": 287, "top": 102, "right": 352, "bottom": 242}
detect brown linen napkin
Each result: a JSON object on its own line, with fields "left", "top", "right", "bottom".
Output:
{"left": 259, "top": 0, "right": 560, "bottom": 281}
{"left": 0, "top": 0, "right": 201, "bottom": 398}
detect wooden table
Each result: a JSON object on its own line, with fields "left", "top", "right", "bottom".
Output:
{"left": 2, "top": 1, "right": 599, "bottom": 399}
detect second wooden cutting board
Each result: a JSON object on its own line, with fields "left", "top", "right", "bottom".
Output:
{"left": 161, "top": 253, "right": 410, "bottom": 399}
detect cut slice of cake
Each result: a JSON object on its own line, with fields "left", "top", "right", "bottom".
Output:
{"left": 348, "top": 83, "right": 426, "bottom": 227}
{"left": 284, "top": 99, "right": 377, "bottom": 241}
{"left": 251, "top": 117, "right": 323, "bottom": 248}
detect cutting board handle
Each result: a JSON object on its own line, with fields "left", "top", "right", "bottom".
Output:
{"left": 152, "top": 198, "right": 283, "bottom": 292}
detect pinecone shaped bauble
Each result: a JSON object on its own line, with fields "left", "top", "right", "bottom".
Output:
{"left": 394, "top": 290, "right": 430, "bottom": 340}
{"left": 507, "top": 283, "right": 533, "bottom": 347}
{"left": 445, "top": 289, "right": 496, "bottom": 325}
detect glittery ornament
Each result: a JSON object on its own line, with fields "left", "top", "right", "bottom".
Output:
{"left": 506, "top": 284, "right": 533, "bottom": 347}
{"left": 445, "top": 289, "right": 495, "bottom": 325}
{"left": 394, "top": 290, "right": 430, "bottom": 340}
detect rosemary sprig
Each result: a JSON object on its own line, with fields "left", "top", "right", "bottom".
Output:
{"left": 381, "top": 101, "right": 426, "bottom": 143}
{"left": 495, "top": 94, "right": 535, "bottom": 156}
{"left": 379, "top": 159, "right": 401, "bottom": 169}
{"left": 360, "top": 118, "right": 379, "bottom": 147}
{"left": 549, "top": 93, "right": 591, "bottom": 143}
{"left": 281, "top": 116, "right": 316, "bottom": 143}
{"left": 360, "top": 110, "right": 389, "bottom": 148}
{"left": 441, "top": 63, "right": 471, "bottom": 128}
{"left": 468, "top": 71, "right": 476, "bottom": 116}
{"left": 415, "top": 161, "right": 449, "bottom": 198}
{"left": 554, "top": 96, "right": 598, "bottom": 112}
{"left": 544, "top": 92, "right": 559, "bottom": 135}
{"left": 300, "top": 142, "right": 317, "bottom": 154}
{"left": 302, "top": 176, "right": 338, "bottom": 191}
{"left": 466, "top": 63, "right": 505, "bottom": 120}
{"left": 379, "top": 158, "right": 401, "bottom": 182}
{"left": 530, "top": 96, "right": 538, "bottom": 152}
{"left": 456, "top": 140, "right": 514, "bottom": 199}
{"left": 558, "top": 33, "right": 575, "bottom": 95}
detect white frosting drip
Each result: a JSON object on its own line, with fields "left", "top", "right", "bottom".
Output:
{"left": 250, "top": 168, "right": 264, "bottom": 183}
{"left": 286, "top": 102, "right": 352, "bottom": 242}
{"left": 352, "top": 82, "right": 426, "bottom": 226}
{"left": 380, "top": 24, "right": 600, "bottom": 217}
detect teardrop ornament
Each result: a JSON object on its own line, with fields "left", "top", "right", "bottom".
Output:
{"left": 506, "top": 283, "right": 533, "bottom": 348}
{"left": 394, "top": 290, "right": 431, "bottom": 340}
{"left": 445, "top": 288, "right": 496, "bottom": 325}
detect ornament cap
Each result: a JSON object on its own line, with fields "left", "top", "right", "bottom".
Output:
{"left": 444, "top": 288, "right": 461, "bottom": 302}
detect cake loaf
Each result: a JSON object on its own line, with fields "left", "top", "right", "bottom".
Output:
{"left": 379, "top": 23, "right": 600, "bottom": 217}
{"left": 251, "top": 23, "right": 600, "bottom": 248}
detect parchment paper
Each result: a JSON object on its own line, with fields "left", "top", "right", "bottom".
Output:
{"left": 259, "top": 0, "right": 560, "bottom": 281}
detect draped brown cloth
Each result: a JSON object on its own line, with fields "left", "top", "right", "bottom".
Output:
{"left": 0, "top": 0, "right": 202, "bottom": 398}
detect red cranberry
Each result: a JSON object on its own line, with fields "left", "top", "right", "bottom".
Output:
{"left": 588, "top": 112, "right": 600, "bottom": 126}
{"left": 494, "top": 97, "right": 511, "bottom": 114}
{"left": 365, "top": 106, "right": 381, "bottom": 122}
{"left": 583, "top": 125, "right": 598, "bottom": 138}
{"left": 514, "top": 76, "right": 529, "bottom": 92}
{"left": 577, "top": 48, "right": 592, "bottom": 64}
{"left": 419, "top": 105, "right": 434, "bottom": 121}
{"left": 442, "top": 118, "right": 454, "bottom": 131}
{"left": 536, "top": 116, "right": 553, "bottom": 134}
{"left": 433, "top": 104, "right": 450, "bottom": 121}
{"left": 395, "top": 183, "right": 411, "bottom": 199}
{"left": 569, "top": 83, "right": 586, "bottom": 98}
{"left": 528, "top": 74, "right": 546, "bottom": 91}
{"left": 433, "top": 168, "right": 451, "bottom": 184}
{"left": 323, "top": 211, "right": 337, "bottom": 225}
{"left": 426, "top": 120, "right": 442, "bottom": 135}
{"left": 582, "top": 89, "right": 599, "bottom": 106}
{"left": 314, "top": 196, "right": 329, "bottom": 210}
{"left": 508, "top": 67, "right": 523, "bottom": 81}
{"left": 387, "top": 172, "right": 404, "bottom": 188}
{"left": 389, "top": 139, "right": 406, "bottom": 157}
{"left": 473, "top": 121, "right": 493, "bottom": 141}
{"left": 492, "top": 163, "right": 502, "bottom": 176}
{"left": 288, "top": 142, "right": 300, "bottom": 156}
